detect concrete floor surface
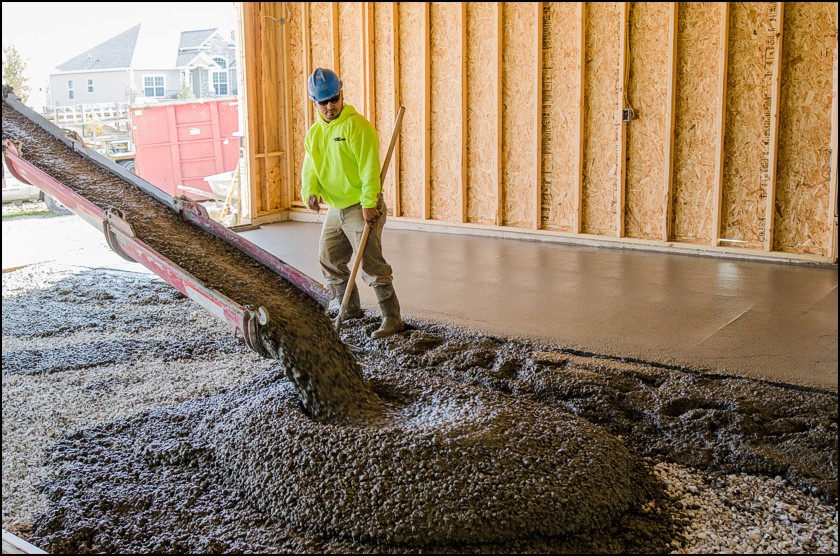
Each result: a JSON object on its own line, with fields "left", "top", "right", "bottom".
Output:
{"left": 241, "top": 220, "right": 838, "bottom": 391}
{"left": 2, "top": 212, "right": 836, "bottom": 390}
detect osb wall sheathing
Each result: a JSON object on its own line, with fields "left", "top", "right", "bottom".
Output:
{"left": 397, "top": 2, "right": 425, "bottom": 219}
{"left": 671, "top": 2, "right": 722, "bottom": 244}
{"left": 430, "top": 2, "right": 462, "bottom": 223}
{"left": 719, "top": 2, "right": 777, "bottom": 249}
{"left": 465, "top": 3, "right": 498, "bottom": 226}
{"left": 290, "top": 2, "right": 337, "bottom": 207}
{"left": 582, "top": 3, "right": 622, "bottom": 236}
{"left": 625, "top": 2, "right": 671, "bottom": 240}
{"left": 244, "top": 2, "right": 838, "bottom": 261}
{"left": 338, "top": 3, "right": 364, "bottom": 115}
{"left": 775, "top": 2, "right": 836, "bottom": 255}
{"left": 502, "top": 3, "right": 539, "bottom": 228}
{"left": 372, "top": 4, "right": 398, "bottom": 217}
{"left": 309, "top": 4, "right": 334, "bottom": 74}
{"left": 541, "top": 3, "right": 582, "bottom": 232}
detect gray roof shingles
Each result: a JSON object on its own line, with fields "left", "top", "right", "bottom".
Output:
{"left": 55, "top": 24, "right": 140, "bottom": 71}
{"left": 179, "top": 29, "right": 217, "bottom": 50}
{"left": 55, "top": 25, "right": 235, "bottom": 73}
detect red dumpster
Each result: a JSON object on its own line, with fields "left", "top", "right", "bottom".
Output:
{"left": 130, "top": 98, "right": 239, "bottom": 200}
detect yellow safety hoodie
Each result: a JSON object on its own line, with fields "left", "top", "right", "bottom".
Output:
{"left": 301, "top": 104, "right": 381, "bottom": 209}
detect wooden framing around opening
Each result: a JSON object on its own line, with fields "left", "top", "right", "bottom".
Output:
{"left": 617, "top": 2, "right": 629, "bottom": 238}
{"left": 331, "top": 3, "right": 340, "bottom": 74}
{"left": 362, "top": 2, "right": 375, "bottom": 123}
{"left": 423, "top": 2, "right": 431, "bottom": 221}
{"left": 711, "top": 3, "right": 730, "bottom": 247}
{"left": 831, "top": 27, "right": 839, "bottom": 262}
{"left": 576, "top": 2, "right": 586, "bottom": 235}
{"left": 662, "top": 2, "right": 678, "bottom": 242}
{"left": 496, "top": 3, "right": 504, "bottom": 227}
{"left": 534, "top": 2, "right": 543, "bottom": 231}
{"left": 302, "top": 3, "right": 312, "bottom": 130}
{"left": 763, "top": 3, "right": 784, "bottom": 251}
{"left": 460, "top": 2, "right": 468, "bottom": 224}
{"left": 392, "top": 2, "right": 401, "bottom": 218}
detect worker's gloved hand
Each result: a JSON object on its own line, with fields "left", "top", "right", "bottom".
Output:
{"left": 307, "top": 195, "right": 320, "bottom": 212}
{"left": 362, "top": 207, "right": 379, "bottom": 228}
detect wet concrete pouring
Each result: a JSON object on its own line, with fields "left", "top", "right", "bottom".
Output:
{"left": 3, "top": 99, "right": 838, "bottom": 553}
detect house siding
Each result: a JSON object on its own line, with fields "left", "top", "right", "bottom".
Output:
{"left": 133, "top": 69, "right": 183, "bottom": 102}
{"left": 49, "top": 71, "right": 132, "bottom": 106}
{"left": 184, "top": 34, "right": 238, "bottom": 98}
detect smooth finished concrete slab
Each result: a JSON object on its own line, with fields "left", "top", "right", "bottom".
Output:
{"left": 241, "top": 220, "right": 839, "bottom": 391}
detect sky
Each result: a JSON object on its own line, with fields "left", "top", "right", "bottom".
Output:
{"left": 2, "top": 2, "right": 239, "bottom": 110}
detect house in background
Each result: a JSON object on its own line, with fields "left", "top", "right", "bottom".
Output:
{"left": 49, "top": 23, "right": 237, "bottom": 108}
{"left": 176, "top": 28, "right": 238, "bottom": 99}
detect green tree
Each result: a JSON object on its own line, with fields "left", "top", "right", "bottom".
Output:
{"left": 2, "top": 45, "right": 31, "bottom": 103}
{"left": 176, "top": 77, "right": 193, "bottom": 100}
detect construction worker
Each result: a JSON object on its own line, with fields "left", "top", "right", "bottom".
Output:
{"left": 301, "top": 68, "right": 405, "bottom": 339}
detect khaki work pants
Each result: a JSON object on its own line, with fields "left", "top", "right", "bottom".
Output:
{"left": 319, "top": 194, "right": 393, "bottom": 288}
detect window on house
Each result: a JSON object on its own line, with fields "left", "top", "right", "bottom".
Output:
{"left": 212, "top": 57, "right": 228, "bottom": 96}
{"left": 87, "top": 79, "right": 94, "bottom": 93}
{"left": 143, "top": 75, "right": 165, "bottom": 98}
{"left": 67, "top": 80, "right": 74, "bottom": 100}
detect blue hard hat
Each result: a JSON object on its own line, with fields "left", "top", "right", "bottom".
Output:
{"left": 308, "top": 68, "right": 342, "bottom": 102}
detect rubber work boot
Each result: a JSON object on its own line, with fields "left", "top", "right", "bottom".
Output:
{"left": 372, "top": 284, "right": 405, "bottom": 338}
{"left": 332, "top": 282, "right": 364, "bottom": 319}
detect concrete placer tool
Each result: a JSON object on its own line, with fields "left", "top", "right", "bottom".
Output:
{"left": 2, "top": 88, "right": 330, "bottom": 356}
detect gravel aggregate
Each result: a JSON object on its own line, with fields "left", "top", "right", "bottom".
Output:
{"left": 3, "top": 263, "right": 837, "bottom": 554}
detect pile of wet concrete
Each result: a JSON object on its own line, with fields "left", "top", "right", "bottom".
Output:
{"left": 4, "top": 263, "right": 837, "bottom": 553}
{"left": 28, "top": 351, "right": 671, "bottom": 552}
{"left": 4, "top": 264, "right": 683, "bottom": 553}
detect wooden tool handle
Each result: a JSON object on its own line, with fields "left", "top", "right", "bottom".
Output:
{"left": 335, "top": 107, "right": 405, "bottom": 332}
